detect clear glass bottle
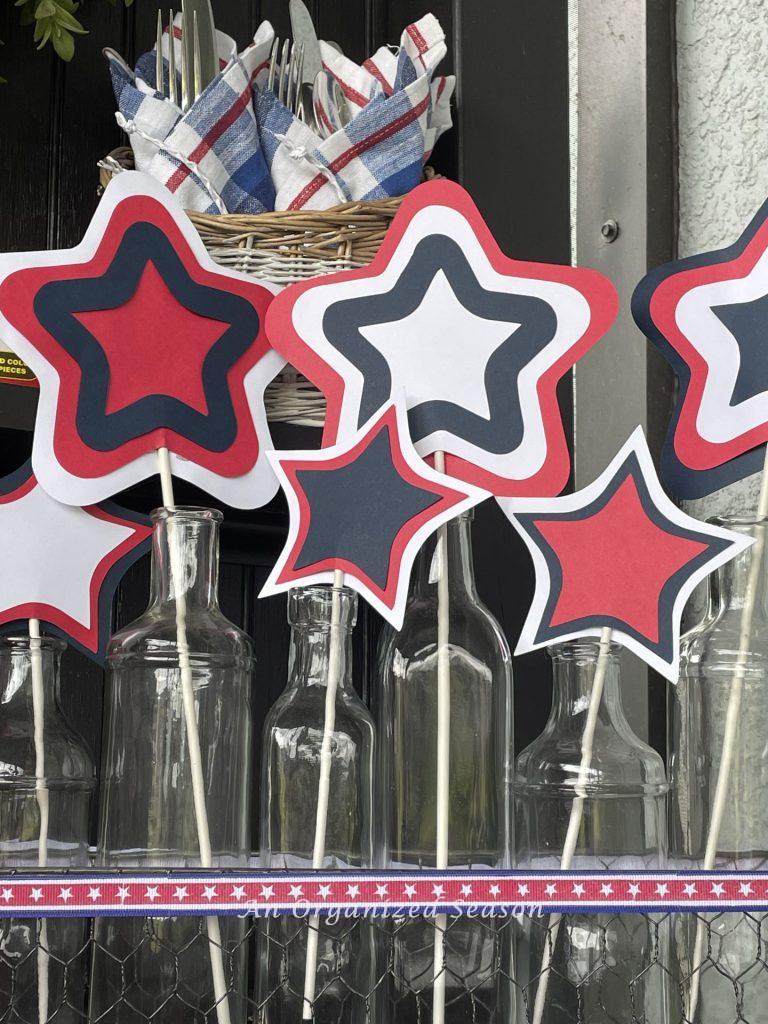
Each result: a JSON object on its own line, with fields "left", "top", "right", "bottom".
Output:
{"left": 671, "top": 516, "right": 768, "bottom": 1022}
{"left": 515, "top": 640, "right": 670, "bottom": 1023}
{"left": 90, "top": 507, "right": 253, "bottom": 1023}
{"left": 375, "top": 511, "right": 513, "bottom": 1023}
{"left": 259, "top": 585, "right": 376, "bottom": 1024}
{"left": 0, "top": 635, "right": 95, "bottom": 1022}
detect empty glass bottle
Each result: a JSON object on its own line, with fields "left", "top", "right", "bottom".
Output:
{"left": 91, "top": 507, "right": 253, "bottom": 1023}
{"left": 376, "top": 511, "right": 513, "bottom": 1023}
{"left": 515, "top": 640, "right": 670, "bottom": 1023}
{"left": 0, "top": 635, "right": 95, "bottom": 1023}
{"left": 259, "top": 585, "right": 376, "bottom": 1023}
{"left": 670, "top": 516, "right": 768, "bottom": 1022}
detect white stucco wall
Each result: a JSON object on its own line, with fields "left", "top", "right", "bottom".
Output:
{"left": 677, "top": 0, "right": 768, "bottom": 523}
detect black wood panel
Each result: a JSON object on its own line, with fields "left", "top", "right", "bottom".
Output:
{"left": 0, "top": 0, "right": 573, "bottom": 817}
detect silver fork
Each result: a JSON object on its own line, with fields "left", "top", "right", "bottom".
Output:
{"left": 156, "top": 6, "right": 205, "bottom": 111}
{"left": 267, "top": 37, "right": 311, "bottom": 122}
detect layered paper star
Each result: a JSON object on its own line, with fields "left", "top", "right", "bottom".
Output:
{"left": 632, "top": 196, "right": 768, "bottom": 497}
{"left": 499, "top": 429, "right": 751, "bottom": 681}
{"left": 266, "top": 178, "right": 617, "bottom": 497}
{"left": 261, "top": 401, "right": 489, "bottom": 626}
{"left": 0, "top": 171, "right": 284, "bottom": 508}
{"left": 0, "top": 462, "right": 150, "bottom": 659}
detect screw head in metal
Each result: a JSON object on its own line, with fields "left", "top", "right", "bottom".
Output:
{"left": 601, "top": 219, "right": 620, "bottom": 243}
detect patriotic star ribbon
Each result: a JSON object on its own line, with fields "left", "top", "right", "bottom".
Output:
{"left": 266, "top": 178, "right": 618, "bottom": 498}
{"left": 0, "top": 171, "right": 284, "bottom": 509}
{"left": 632, "top": 195, "right": 768, "bottom": 497}
{"left": 2, "top": 871, "right": 766, "bottom": 916}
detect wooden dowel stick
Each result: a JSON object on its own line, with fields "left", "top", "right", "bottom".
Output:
{"left": 302, "top": 569, "right": 346, "bottom": 1020}
{"left": 686, "top": 445, "right": 768, "bottom": 1022}
{"left": 156, "top": 447, "right": 231, "bottom": 1024}
{"left": 531, "top": 626, "right": 613, "bottom": 1024}
{"left": 432, "top": 451, "right": 451, "bottom": 1024}
{"left": 29, "top": 617, "right": 49, "bottom": 1024}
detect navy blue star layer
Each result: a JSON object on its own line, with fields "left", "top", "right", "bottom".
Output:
{"left": 261, "top": 402, "right": 488, "bottom": 627}
{"left": 632, "top": 195, "right": 768, "bottom": 498}
{"left": 35, "top": 222, "right": 260, "bottom": 453}
{"left": 499, "top": 429, "right": 751, "bottom": 681}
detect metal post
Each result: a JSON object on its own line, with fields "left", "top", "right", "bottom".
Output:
{"left": 573, "top": 0, "right": 676, "bottom": 740}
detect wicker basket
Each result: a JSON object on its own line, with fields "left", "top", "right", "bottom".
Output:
{"left": 99, "top": 148, "right": 414, "bottom": 427}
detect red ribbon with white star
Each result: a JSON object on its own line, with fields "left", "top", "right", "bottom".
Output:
{"left": 0, "top": 872, "right": 766, "bottom": 916}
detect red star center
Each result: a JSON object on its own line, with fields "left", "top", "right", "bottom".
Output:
{"left": 74, "top": 260, "right": 230, "bottom": 416}
{"left": 534, "top": 475, "right": 709, "bottom": 643}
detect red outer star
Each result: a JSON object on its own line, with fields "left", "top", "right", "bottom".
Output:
{"left": 0, "top": 190, "right": 276, "bottom": 480}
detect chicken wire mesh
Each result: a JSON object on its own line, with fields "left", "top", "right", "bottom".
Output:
{"left": 0, "top": 905, "right": 765, "bottom": 1023}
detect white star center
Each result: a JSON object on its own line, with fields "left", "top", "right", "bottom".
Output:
{"left": 359, "top": 270, "right": 517, "bottom": 421}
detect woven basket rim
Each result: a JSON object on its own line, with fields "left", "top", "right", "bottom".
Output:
{"left": 99, "top": 147, "right": 406, "bottom": 224}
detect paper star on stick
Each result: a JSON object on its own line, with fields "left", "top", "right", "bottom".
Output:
{"left": 633, "top": 195, "right": 768, "bottom": 497}
{"left": 0, "top": 462, "right": 151, "bottom": 659}
{"left": 499, "top": 428, "right": 752, "bottom": 681}
{"left": 261, "top": 401, "right": 489, "bottom": 627}
{"left": 266, "top": 178, "right": 617, "bottom": 497}
{"left": 0, "top": 171, "right": 284, "bottom": 508}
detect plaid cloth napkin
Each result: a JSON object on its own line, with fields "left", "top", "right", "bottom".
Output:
{"left": 254, "top": 14, "right": 454, "bottom": 211}
{"left": 105, "top": 18, "right": 276, "bottom": 214}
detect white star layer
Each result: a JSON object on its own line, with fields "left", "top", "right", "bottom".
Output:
{"left": 359, "top": 270, "right": 517, "bottom": 421}
{"left": 0, "top": 481, "right": 135, "bottom": 631}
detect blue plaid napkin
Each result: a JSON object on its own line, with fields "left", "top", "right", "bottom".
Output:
{"left": 255, "top": 13, "right": 454, "bottom": 211}
{"left": 105, "top": 17, "right": 276, "bottom": 215}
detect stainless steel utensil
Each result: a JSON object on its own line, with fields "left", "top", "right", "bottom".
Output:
{"left": 288, "top": 0, "right": 323, "bottom": 84}
{"left": 156, "top": 4, "right": 216, "bottom": 110}
{"left": 267, "top": 37, "right": 312, "bottom": 123}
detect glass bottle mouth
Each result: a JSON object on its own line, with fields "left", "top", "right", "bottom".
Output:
{"left": 549, "top": 638, "right": 622, "bottom": 661}
{"left": 150, "top": 506, "right": 224, "bottom": 524}
{"left": 709, "top": 514, "right": 768, "bottom": 530}
{"left": 0, "top": 635, "right": 66, "bottom": 654}
{"left": 288, "top": 585, "right": 358, "bottom": 630}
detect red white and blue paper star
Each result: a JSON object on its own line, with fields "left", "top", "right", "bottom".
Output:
{"left": 499, "top": 429, "right": 751, "bottom": 681}
{"left": 0, "top": 462, "right": 151, "bottom": 660}
{"left": 266, "top": 179, "right": 618, "bottom": 497}
{"left": 0, "top": 171, "right": 284, "bottom": 509}
{"left": 632, "top": 196, "right": 768, "bottom": 497}
{"left": 261, "top": 401, "right": 489, "bottom": 627}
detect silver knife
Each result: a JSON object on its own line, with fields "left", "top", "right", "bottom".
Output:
{"left": 289, "top": 0, "right": 323, "bottom": 86}
{"left": 183, "top": 0, "right": 218, "bottom": 94}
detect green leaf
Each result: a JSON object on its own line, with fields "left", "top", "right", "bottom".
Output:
{"left": 51, "top": 27, "right": 74, "bottom": 60}
{"left": 51, "top": 8, "right": 87, "bottom": 33}
{"left": 34, "top": 0, "right": 56, "bottom": 19}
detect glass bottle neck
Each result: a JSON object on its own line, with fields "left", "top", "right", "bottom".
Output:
{"left": 707, "top": 520, "right": 768, "bottom": 621}
{"left": 548, "top": 642, "right": 628, "bottom": 736}
{"left": 0, "top": 638, "right": 62, "bottom": 715}
{"left": 413, "top": 513, "right": 478, "bottom": 601}
{"left": 149, "top": 508, "right": 221, "bottom": 610}
{"left": 286, "top": 586, "right": 357, "bottom": 691}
